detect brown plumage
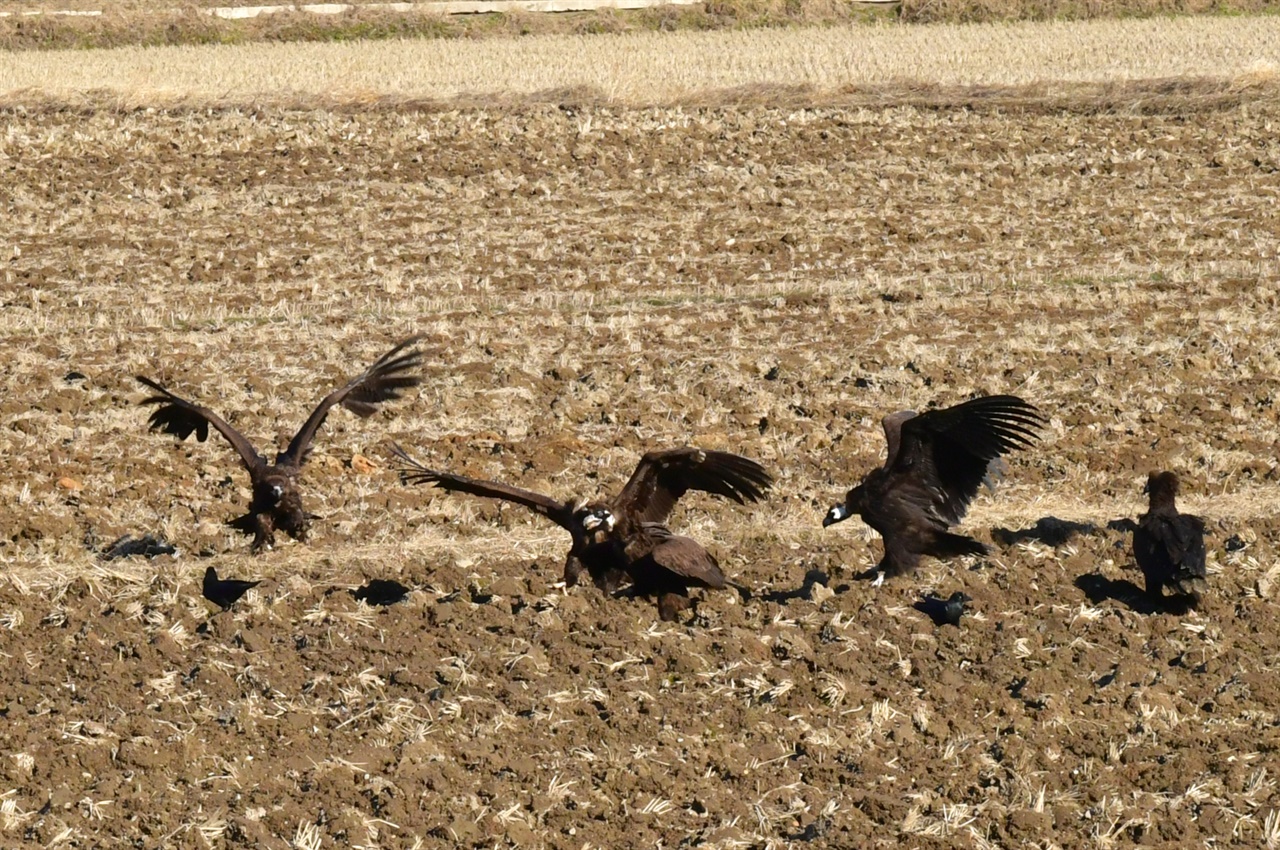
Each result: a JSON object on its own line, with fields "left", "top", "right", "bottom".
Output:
{"left": 392, "top": 444, "right": 771, "bottom": 620}
{"left": 1133, "top": 471, "right": 1207, "bottom": 606}
{"left": 823, "top": 394, "right": 1044, "bottom": 577}
{"left": 139, "top": 335, "right": 424, "bottom": 551}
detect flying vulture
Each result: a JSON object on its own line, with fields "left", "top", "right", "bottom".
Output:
{"left": 139, "top": 335, "right": 424, "bottom": 551}
{"left": 823, "top": 394, "right": 1044, "bottom": 577}
{"left": 391, "top": 444, "right": 772, "bottom": 620}
{"left": 1133, "top": 471, "right": 1207, "bottom": 606}
{"left": 202, "top": 565, "right": 261, "bottom": 611}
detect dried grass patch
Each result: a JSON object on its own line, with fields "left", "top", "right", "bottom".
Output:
{"left": 1, "top": 0, "right": 1277, "bottom": 52}
{"left": 3, "top": 15, "right": 1280, "bottom": 107}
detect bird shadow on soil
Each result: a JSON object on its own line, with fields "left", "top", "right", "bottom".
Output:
{"left": 352, "top": 578, "right": 411, "bottom": 607}
{"left": 1073, "top": 573, "right": 1197, "bottom": 616}
{"left": 991, "top": 515, "right": 1137, "bottom": 548}
{"left": 761, "top": 568, "right": 843, "bottom": 603}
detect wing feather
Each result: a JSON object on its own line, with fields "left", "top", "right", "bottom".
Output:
{"left": 137, "top": 376, "right": 266, "bottom": 476}
{"left": 390, "top": 443, "right": 574, "bottom": 529}
{"left": 636, "top": 524, "right": 726, "bottom": 587}
{"left": 614, "top": 448, "right": 773, "bottom": 524}
{"left": 890, "top": 394, "right": 1044, "bottom": 524}
{"left": 280, "top": 335, "right": 425, "bottom": 467}
{"left": 1137, "top": 512, "right": 1207, "bottom": 584}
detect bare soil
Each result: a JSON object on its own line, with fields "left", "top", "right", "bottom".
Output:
{"left": 2, "top": 93, "right": 1280, "bottom": 848}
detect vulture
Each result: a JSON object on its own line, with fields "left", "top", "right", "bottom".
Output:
{"left": 823, "top": 394, "right": 1044, "bottom": 577}
{"left": 392, "top": 444, "right": 772, "bottom": 621}
{"left": 139, "top": 335, "right": 424, "bottom": 551}
{"left": 202, "top": 565, "right": 261, "bottom": 611}
{"left": 1133, "top": 471, "right": 1207, "bottom": 606}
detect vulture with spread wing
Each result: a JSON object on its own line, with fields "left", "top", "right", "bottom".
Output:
{"left": 823, "top": 394, "right": 1044, "bottom": 577}
{"left": 392, "top": 444, "right": 772, "bottom": 620}
{"left": 139, "top": 335, "right": 424, "bottom": 551}
{"left": 1133, "top": 471, "right": 1207, "bottom": 606}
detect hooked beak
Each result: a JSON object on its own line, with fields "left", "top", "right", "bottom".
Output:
{"left": 822, "top": 505, "right": 849, "bottom": 528}
{"left": 583, "top": 512, "right": 614, "bottom": 532}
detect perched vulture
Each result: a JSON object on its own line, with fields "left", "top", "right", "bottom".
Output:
{"left": 202, "top": 565, "right": 261, "bottom": 611}
{"left": 823, "top": 394, "right": 1044, "bottom": 577}
{"left": 392, "top": 444, "right": 772, "bottom": 621}
{"left": 139, "top": 335, "right": 424, "bottom": 551}
{"left": 1133, "top": 471, "right": 1207, "bottom": 606}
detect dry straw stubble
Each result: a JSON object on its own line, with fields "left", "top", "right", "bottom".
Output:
{"left": 2, "top": 15, "right": 1280, "bottom": 105}
{"left": 4, "top": 95, "right": 1280, "bottom": 846}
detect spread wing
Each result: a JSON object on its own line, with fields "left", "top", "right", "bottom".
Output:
{"left": 886, "top": 394, "right": 1044, "bottom": 525}
{"left": 390, "top": 443, "right": 574, "bottom": 530}
{"left": 613, "top": 448, "right": 773, "bottom": 524}
{"left": 137, "top": 376, "right": 266, "bottom": 476}
{"left": 279, "top": 335, "right": 425, "bottom": 468}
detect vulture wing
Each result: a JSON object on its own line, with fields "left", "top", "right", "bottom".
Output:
{"left": 390, "top": 443, "right": 575, "bottom": 530}
{"left": 279, "top": 335, "right": 425, "bottom": 468}
{"left": 633, "top": 523, "right": 727, "bottom": 588}
{"left": 137, "top": 376, "right": 266, "bottom": 476}
{"left": 1136, "top": 511, "right": 1207, "bottom": 591}
{"left": 614, "top": 448, "right": 773, "bottom": 525}
{"left": 887, "top": 394, "right": 1044, "bottom": 525}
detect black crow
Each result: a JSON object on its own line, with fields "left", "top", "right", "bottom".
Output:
{"left": 202, "top": 565, "right": 261, "bottom": 611}
{"left": 914, "top": 591, "right": 971, "bottom": 627}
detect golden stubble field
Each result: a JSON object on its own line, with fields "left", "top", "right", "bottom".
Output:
{"left": 4, "top": 17, "right": 1280, "bottom": 104}
{"left": 2, "top": 86, "right": 1280, "bottom": 848}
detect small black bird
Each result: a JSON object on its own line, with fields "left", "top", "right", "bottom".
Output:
{"left": 392, "top": 444, "right": 771, "bottom": 621}
{"left": 824, "top": 394, "right": 1044, "bottom": 577}
{"left": 915, "top": 591, "right": 971, "bottom": 627}
{"left": 1133, "top": 471, "right": 1207, "bottom": 607}
{"left": 202, "top": 565, "right": 262, "bottom": 611}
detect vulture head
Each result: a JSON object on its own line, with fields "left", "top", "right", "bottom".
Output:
{"left": 1143, "top": 471, "right": 1179, "bottom": 498}
{"left": 577, "top": 503, "right": 617, "bottom": 542}
{"left": 823, "top": 483, "right": 866, "bottom": 528}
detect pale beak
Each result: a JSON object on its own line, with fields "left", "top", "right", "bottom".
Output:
{"left": 822, "top": 505, "right": 848, "bottom": 528}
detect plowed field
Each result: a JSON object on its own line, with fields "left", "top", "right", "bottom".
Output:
{"left": 2, "top": 91, "right": 1280, "bottom": 848}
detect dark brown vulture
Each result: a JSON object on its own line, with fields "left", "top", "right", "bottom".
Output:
{"left": 139, "top": 335, "right": 424, "bottom": 551}
{"left": 1133, "top": 471, "right": 1207, "bottom": 606}
{"left": 823, "top": 394, "right": 1044, "bottom": 577}
{"left": 391, "top": 444, "right": 772, "bottom": 620}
